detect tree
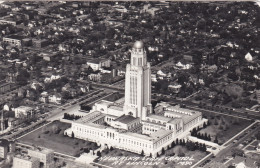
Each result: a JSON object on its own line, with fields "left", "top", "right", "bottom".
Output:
{"left": 208, "top": 135, "right": 211, "bottom": 141}
{"left": 186, "top": 141, "right": 196, "bottom": 151}
{"left": 203, "top": 122, "right": 207, "bottom": 128}
{"left": 140, "top": 150, "right": 144, "bottom": 156}
{"left": 204, "top": 133, "right": 208, "bottom": 140}
{"left": 84, "top": 148, "right": 90, "bottom": 153}
{"left": 231, "top": 148, "right": 244, "bottom": 157}
{"left": 197, "top": 132, "right": 201, "bottom": 139}
{"left": 171, "top": 141, "right": 176, "bottom": 148}
{"left": 52, "top": 125, "right": 60, "bottom": 134}
{"left": 202, "top": 144, "right": 207, "bottom": 152}
{"left": 214, "top": 136, "right": 218, "bottom": 144}
{"left": 180, "top": 139, "right": 183, "bottom": 146}
{"left": 110, "top": 146, "right": 114, "bottom": 151}
{"left": 71, "top": 131, "right": 74, "bottom": 138}
{"left": 97, "top": 151, "right": 101, "bottom": 157}
{"left": 161, "top": 147, "right": 165, "bottom": 155}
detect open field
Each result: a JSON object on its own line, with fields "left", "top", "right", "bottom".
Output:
{"left": 199, "top": 114, "right": 253, "bottom": 144}
{"left": 18, "top": 120, "right": 99, "bottom": 156}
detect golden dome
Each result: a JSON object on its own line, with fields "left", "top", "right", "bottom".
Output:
{"left": 133, "top": 41, "right": 144, "bottom": 49}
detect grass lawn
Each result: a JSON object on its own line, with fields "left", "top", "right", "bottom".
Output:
{"left": 18, "top": 120, "right": 99, "bottom": 157}
{"left": 199, "top": 115, "right": 253, "bottom": 144}
{"left": 96, "top": 146, "right": 207, "bottom": 168}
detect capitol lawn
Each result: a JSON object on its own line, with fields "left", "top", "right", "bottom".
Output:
{"left": 18, "top": 120, "right": 99, "bottom": 157}
{"left": 199, "top": 114, "right": 253, "bottom": 144}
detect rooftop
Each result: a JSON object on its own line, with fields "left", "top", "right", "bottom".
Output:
{"left": 114, "top": 115, "right": 138, "bottom": 124}
{"left": 150, "top": 129, "right": 172, "bottom": 139}
{"left": 28, "top": 147, "right": 54, "bottom": 154}
{"left": 16, "top": 106, "right": 33, "bottom": 111}
{"left": 87, "top": 58, "right": 110, "bottom": 64}
{"left": 4, "top": 35, "right": 25, "bottom": 40}
{"left": 123, "top": 132, "right": 153, "bottom": 141}
{"left": 109, "top": 105, "right": 123, "bottom": 111}
{"left": 147, "top": 114, "right": 172, "bottom": 122}
{"left": 0, "top": 139, "right": 9, "bottom": 147}
{"left": 114, "top": 97, "right": 125, "bottom": 105}
{"left": 96, "top": 100, "right": 114, "bottom": 107}
{"left": 133, "top": 41, "right": 144, "bottom": 49}
{"left": 14, "top": 154, "right": 39, "bottom": 162}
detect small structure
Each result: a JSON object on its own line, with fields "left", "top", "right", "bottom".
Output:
{"left": 87, "top": 59, "right": 111, "bottom": 71}
{"left": 3, "top": 35, "right": 25, "bottom": 47}
{"left": 245, "top": 52, "right": 253, "bottom": 62}
{"left": 13, "top": 106, "right": 34, "bottom": 118}
{"left": 0, "top": 139, "right": 10, "bottom": 159}
{"left": 13, "top": 155, "right": 40, "bottom": 168}
{"left": 28, "top": 148, "right": 54, "bottom": 168}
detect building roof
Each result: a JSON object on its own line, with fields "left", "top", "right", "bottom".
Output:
{"left": 0, "top": 139, "right": 9, "bottom": 147}
{"left": 16, "top": 106, "right": 33, "bottom": 111}
{"left": 75, "top": 111, "right": 101, "bottom": 123}
{"left": 96, "top": 100, "right": 114, "bottom": 107}
{"left": 114, "top": 115, "right": 138, "bottom": 124}
{"left": 4, "top": 35, "right": 24, "bottom": 40}
{"left": 87, "top": 58, "right": 109, "bottom": 64}
{"left": 28, "top": 147, "right": 54, "bottom": 154}
{"left": 133, "top": 41, "right": 144, "bottom": 49}
{"left": 14, "top": 154, "right": 39, "bottom": 162}
{"left": 114, "top": 97, "right": 125, "bottom": 105}
{"left": 109, "top": 105, "right": 123, "bottom": 111}
{"left": 147, "top": 114, "right": 172, "bottom": 122}
{"left": 150, "top": 129, "right": 172, "bottom": 139}
{"left": 123, "top": 132, "right": 153, "bottom": 141}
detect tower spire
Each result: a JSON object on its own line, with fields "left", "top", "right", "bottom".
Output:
{"left": 124, "top": 41, "right": 152, "bottom": 120}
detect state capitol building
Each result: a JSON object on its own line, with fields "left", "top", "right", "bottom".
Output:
{"left": 65, "top": 41, "right": 205, "bottom": 157}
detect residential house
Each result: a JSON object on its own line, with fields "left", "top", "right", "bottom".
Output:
{"left": 30, "top": 81, "right": 43, "bottom": 91}
{"left": 151, "top": 74, "right": 157, "bottom": 82}
{"left": 38, "top": 52, "right": 60, "bottom": 62}
{"left": 39, "top": 92, "right": 48, "bottom": 103}
{"left": 32, "top": 39, "right": 50, "bottom": 48}
{"left": 8, "top": 118, "right": 17, "bottom": 128}
{"left": 86, "top": 59, "right": 111, "bottom": 71}
{"left": 232, "top": 156, "right": 258, "bottom": 168}
{"left": 48, "top": 93, "right": 62, "bottom": 104}
{"left": 207, "top": 65, "right": 218, "bottom": 73}
{"left": 79, "top": 84, "right": 90, "bottom": 93}
{"left": 183, "top": 55, "right": 193, "bottom": 62}
{"left": 3, "top": 35, "right": 25, "bottom": 47}
{"left": 0, "top": 16, "right": 18, "bottom": 25}
{"left": 157, "top": 70, "right": 167, "bottom": 79}
{"left": 13, "top": 106, "right": 34, "bottom": 118}
{"left": 176, "top": 62, "right": 192, "bottom": 70}
{"left": 88, "top": 73, "right": 102, "bottom": 82}
{"left": 44, "top": 74, "right": 61, "bottom": 83}
{"left": 117, "top": 69, "right": 125, "bottom": 76}
{"left": 0, "top": 81, "right": 11, "bottom": 94}
{"left": 168, "top": 84, "right": 182, "bottom": 94}
{"left": 245, "top": 52, "right": 253, "bottom": 62}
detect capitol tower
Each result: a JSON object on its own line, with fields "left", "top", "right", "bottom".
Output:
{"left": 123, "top": 41, "right": 152, "bottom": 120}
